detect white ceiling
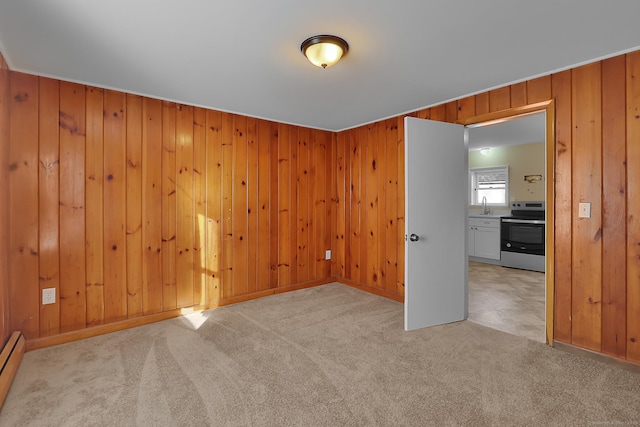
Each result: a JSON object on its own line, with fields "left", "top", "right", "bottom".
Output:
{"left": 468, "top": 113, "right": 545, "bottom": 151}
{"left": 1, "top": 1, "right": 639, "bottom": 131}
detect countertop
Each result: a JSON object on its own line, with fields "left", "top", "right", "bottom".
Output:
{"left": 468, "top": 213, "right": 505, "bottom": 219}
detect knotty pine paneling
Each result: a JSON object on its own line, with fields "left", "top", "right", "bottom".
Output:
{"left": 39, "top": 78, "right": 61, "bottom": 336}
{"left": 6, "top": 49, "right": 640, "bottom": 366}
{"left": 315, "top": 130, "right": 331, "bottom": 279}
{"left": 126, "top": 95, "right": 144, "bottom": 317}
{"left": 307, "top": 131, "right": 317, "bottom": 280}
{"left": 626, "top": 51, "right": 640, "bottom": 362}
{"left": 161, "top": 102, "right": 177, "bottom": 310}
{"left": 570, "top": 63, "right": 603, "bottom": 352}
{"left": 175, "top": 104, "right": 195, "bottom": 308}
{"left": 444, "top": 101, "right": 458, "bottom": 123}
{"left": 220, "top": 112, "right": 234, "bottom": 298}
{"left": 246, "top": 118, "right": 258, "bottom": 294}
{"left": 396, "top": 115, "right": 405, "bottom": 296}
{"left": 333, "top": 130, "right": 347, "bottom": 279}
{"left": 103, "top": 90, "right": 128, "bottom": 322}
{"left": 349, "top": 128, "right": 362, "bottom": 281}
{"left": 256, "top": 120, "right": 271, "bottom": 291}
{"left": 231, "top": 115, "right": 248, "bottom": 297}
{"left": 601, "top": 55, "right": 627, "bottom": 357}
{"left": 510, "top": 83, "right": 527, "bottom": 108}
{"left": 277, "top": 123, "right": 292, "bottom": 287}
{"left": 337, "top": 120, "right": 404, "bottom": 297}
{"left": 322, "top": 132, "right": 333, "bottom": 279}
{"left": 289, "top": 126, "right": 299, "bottom": 285}
{"left": 204, "top": 109, "right": 222, "bottom": 302}
{"left": 376, "top": 122, "right": 387, "bottom": 289}
{"left": 489, "top": 87, "right": 510, "bottom": 112}
{"left": 0, "top": 53, "right": 10, "bottom": 347}
{"left": 9, "top": 72, "right": 40, "bottom": 338}
{"left": 475, "top": 92, "right": 490, "bottom": 116}
{"left": 296, "top": 128, "right": 310, "bottom": 283}
{"left": 6, "top": 72, "right": 334, "bottom": 342}
{"left": 365, "top": 123, "right": 378, "bottom": 286}
{"left": 527, "top": 76, "right": 552, "bottom": 104}
{"left": 384, "top": 118, "right": 399, "bottom": 295}
{"left": 142, "top": 98, "right": 163, "bottom": 314}
{"left": 268, "top": 122, "right": 280, "bottom": 288}
{"left": 552, "top": 69, "right": 573, "bottom": 343}
{"left": 59, "top": 81, "right": 86, "bottom": 333}
{"left": 457, "top": 96, "right": 476, "bottom": 121}
{"left": 335, "top": 49, "right": 640, "bottom": 363}
{"left": 85, "top": 87, "right": 104, "bottom": 327}
{"left": 430, "top": 104, "right": 446, "bottom": 122}
{"left": 193, "top": 107, "right": 206, "bottom": 305}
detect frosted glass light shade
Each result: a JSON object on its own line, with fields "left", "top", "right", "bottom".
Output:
{"left": 301, "top": 35, "right": 349, "bottom": 69}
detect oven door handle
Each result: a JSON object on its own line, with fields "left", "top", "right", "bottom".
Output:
{"left": 501, "top": 219, "right": 545, "bottom": 225}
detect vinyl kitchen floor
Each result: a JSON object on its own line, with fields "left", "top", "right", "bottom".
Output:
{"left": 468, "top": 261, "right": 546, "bottom": 343}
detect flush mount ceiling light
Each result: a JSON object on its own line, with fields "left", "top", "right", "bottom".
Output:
{"left": 480, "top": 147, "right": 491, "bottom": 155}
{"left": 301, "top": 35, "right": 349, "bottom": 69}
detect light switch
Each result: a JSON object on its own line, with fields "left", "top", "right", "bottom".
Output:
{"left": 578, "top": 202, "right": 591, "bottom": 218}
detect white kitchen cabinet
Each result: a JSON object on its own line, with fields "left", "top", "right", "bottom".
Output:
{"left": 468, "top": 217, "right": 500, "bottom": 260}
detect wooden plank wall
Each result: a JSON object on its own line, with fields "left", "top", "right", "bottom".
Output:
{"left": 334, "top": 119, "right": 403, "bottom": 300}
{"left": 7, "top": 72, "right": 333, "bottom": 343}
{"left": 5, "top": 49, "right": 640, "bottom": 365}
{"left": 0, "top": 52, "right": 10, "bottom": 347}
{"left": 334, "top": 51, "right": 640, "bottom": 364}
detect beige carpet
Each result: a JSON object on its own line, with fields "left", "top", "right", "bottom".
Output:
{"left": 1, "top": 283, "right": 639, "bottom": 426}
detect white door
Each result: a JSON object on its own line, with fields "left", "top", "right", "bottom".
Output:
{"left": 404, "top": 117, "right": 468, "bottom": 331}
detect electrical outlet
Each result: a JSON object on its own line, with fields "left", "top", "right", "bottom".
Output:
{"left": 325, "top": 250, "right": 331, "bottom": 260}
{"left": 42, "top": 288, "right": 56, "bottom": 305}
{"left": 578, "top": 202, "right": 591, "bottom": 218}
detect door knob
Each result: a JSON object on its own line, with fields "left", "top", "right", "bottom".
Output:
{"left": 409, "top": 233, "right": 420, "bottom": 242}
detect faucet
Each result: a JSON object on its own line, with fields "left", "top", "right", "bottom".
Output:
{"left": 482, "top": 196, "right": 490, "bottom": 215}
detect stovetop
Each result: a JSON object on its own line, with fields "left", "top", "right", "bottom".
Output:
{"left": 502, "top": 201, "right": 545, "bottom": 220}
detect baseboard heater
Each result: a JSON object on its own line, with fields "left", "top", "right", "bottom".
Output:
{"left": 0, "top": 331, "right": 25, "bottom": 407}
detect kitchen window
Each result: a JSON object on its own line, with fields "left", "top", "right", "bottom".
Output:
{"left": 469, "top": 166, "right": 509, "bottom": 206}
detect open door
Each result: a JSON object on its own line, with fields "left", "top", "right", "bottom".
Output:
{"left": 404, "top": 117, "right": 468, "bottom": 331}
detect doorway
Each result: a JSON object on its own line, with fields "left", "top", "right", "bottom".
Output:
{"left": 403, "top": 101, "right": 555, "bottom": 343}
{"left": 458, "top": 101, "right": 555, "bottom": 345}
{"left": 467, "top": 112, "right": 547, "bottom": 342}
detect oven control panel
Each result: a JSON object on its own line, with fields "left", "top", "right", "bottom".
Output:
{"left": 511, "top": 201, "right": 544, "bottom": 211}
